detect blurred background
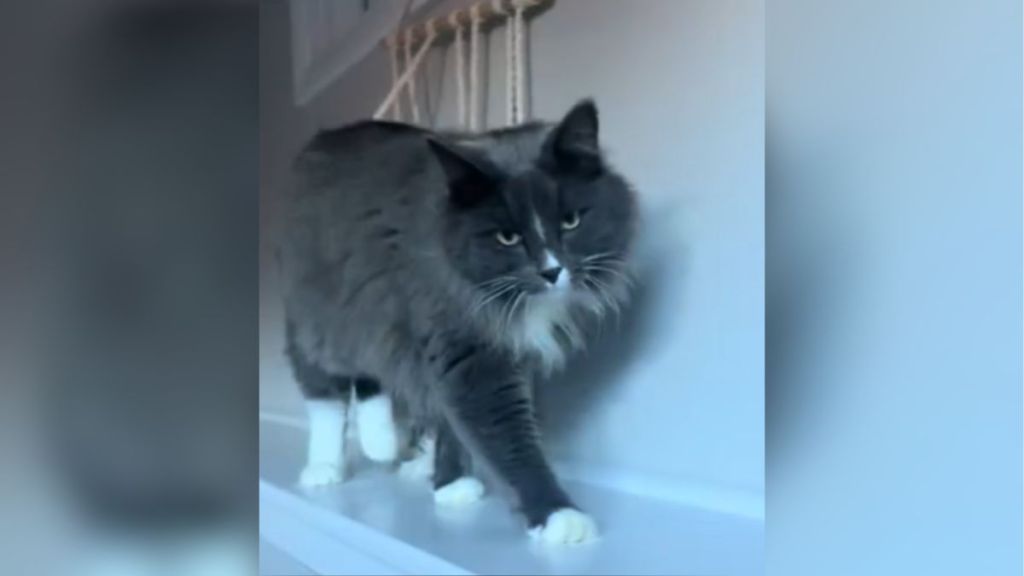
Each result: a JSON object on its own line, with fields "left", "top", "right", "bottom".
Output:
{"left": 0, "top": 0, "right": 1018, "bottom": 575}
{"left": 768, "top": 1, "right": 1021, "bottom": 574}
{"left": 1, "top": 2, "right": 257, "bottom": 575}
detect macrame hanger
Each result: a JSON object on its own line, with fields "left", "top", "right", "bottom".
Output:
{"left": 373, "top": 20, "right": 438, "bottom": 120}
{"left": 468, "top": 5, "right": 482, "bottom": 130}
{"left": 449, "top": 11, "right": 467, "bottom": 128}
{"left": 374, "top": 1, "right": 539, "bottom": 126}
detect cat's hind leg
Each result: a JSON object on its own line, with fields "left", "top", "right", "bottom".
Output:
{"left": 287, "top": 331, "right": 352, "bottom": 488}
{"left": 354, "top": 377, "right": 399, "bottom": 463}
{"left": 432, "top": 421, "right": 484, "bottom": 507}
{"left": 398, "top": 427, "right": 436, "bottom": 481}
{"left": 300, "top": 397, "right": 348, "bottom": 488}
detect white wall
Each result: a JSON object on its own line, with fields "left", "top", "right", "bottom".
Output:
{"left": 261, "top": 0, "right": 763, "bottom": 508}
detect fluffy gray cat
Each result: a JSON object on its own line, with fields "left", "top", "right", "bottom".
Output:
{"left": 281, "top": 100, "right": 637, "bottom": 545}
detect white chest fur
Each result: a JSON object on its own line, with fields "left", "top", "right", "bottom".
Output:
{"left": 508, "top": 291, "right": 576, "bottom": 372}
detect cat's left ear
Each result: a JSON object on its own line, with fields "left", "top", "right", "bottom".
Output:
{"left": 544, "top": 98, "right": 603, "bottom": 177}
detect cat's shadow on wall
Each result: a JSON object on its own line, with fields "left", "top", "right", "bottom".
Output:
{"left": 536, "top": 205, "right": 686, "bottom": 448}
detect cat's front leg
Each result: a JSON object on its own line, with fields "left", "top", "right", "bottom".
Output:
{"left": 441, "top": 349, "right": 598, "bottom": 545}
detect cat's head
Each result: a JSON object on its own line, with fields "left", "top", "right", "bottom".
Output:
{"left": 429, "top": 100, "right": 637, "bottom": 366}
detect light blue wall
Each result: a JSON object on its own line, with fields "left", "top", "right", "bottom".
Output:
{"left": 767, "top": 0, "right": 1021, "bottom": 573}
{"left": 261, "top": 0, "right": 764, "bottom": 505}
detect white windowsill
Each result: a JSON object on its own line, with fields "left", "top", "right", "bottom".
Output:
{"left": 259, "top": 419, "right": 763, "bottom": 575}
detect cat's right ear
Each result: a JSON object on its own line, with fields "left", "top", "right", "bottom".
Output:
{"left": 426, "top": 138, "right": 496, "bottom": 208}
{"left": 544, "top": 99, "right": 603, "bottom": 177}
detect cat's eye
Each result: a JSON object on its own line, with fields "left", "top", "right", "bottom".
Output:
{"left": 495, "top": 230, "right": 521, "bottom": 246}
{"left": 561, "top": 211, "right": 582, "bottom": 231}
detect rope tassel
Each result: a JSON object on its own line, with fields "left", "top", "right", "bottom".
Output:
{"left": 373, "top": 20, "right": 438, "bottom": 120}
{"left": 469, "top": 5, "right": 482, "bottom": 130}
{"left": 403, "top": 28, "right": 421, "bottom": 124}
{"left": 513, "top": 0, "right": 528, "bottom": 123}
{"left": 450, "top": 12, "right": 467, "bottom": 128}
{"left": 386, "top": 36, "right": 403, "bottom": 121}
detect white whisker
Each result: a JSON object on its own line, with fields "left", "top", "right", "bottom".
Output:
{"left": 583, "top": 264, "right": 635, "bottom": 287}
{"left": 583, "top": 275, "right": 622, "bottom": 319}
{"left": 471, "top": 281, "right": 518, "bottom": 314}
{"left": 581, "top": 251, "right": 622, "bottom": 263}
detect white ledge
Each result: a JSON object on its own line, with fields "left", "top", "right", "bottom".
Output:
{"left": 260, "top": 420, "right": 763, "bottom": 575}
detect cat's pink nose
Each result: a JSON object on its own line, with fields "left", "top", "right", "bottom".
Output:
{"left": 540, "top": 267, "right": 563, "bottom": 285}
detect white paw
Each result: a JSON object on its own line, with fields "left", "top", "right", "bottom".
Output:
{"left": 398, "top": 451, "right": 434, "bottom": 481}
{"left": 298, "top": 462, "right": 344, "bottom": 488}
{"left": 433, "top": 477, "right": 485, "bottom": 507}
{"left": 360, "top": 428, "right": 398, "bottom": 462}
{"left": 529, "top": 508, "right": 599, "bottom": 545}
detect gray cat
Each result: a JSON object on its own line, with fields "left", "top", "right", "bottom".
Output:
{"left": 281, "top": 100, "right": 637, "bottom": 545}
